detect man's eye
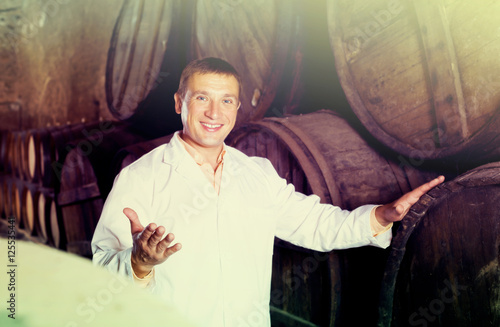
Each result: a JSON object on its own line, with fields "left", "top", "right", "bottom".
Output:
{"left": 196, "top": 96, "right": 207, "bottom": 101}
{"left": 222, "top": 99, "right": 233, "bottom": 104}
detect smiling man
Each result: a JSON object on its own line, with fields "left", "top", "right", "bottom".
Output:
{"left": 174, "top": 66, "right": 240, "bottom": 168}
{"left": 92, "top": 57, "right": 444, "bottom": 327}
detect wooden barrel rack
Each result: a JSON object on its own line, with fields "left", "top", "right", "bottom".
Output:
{"left": 0, "top": 121, "right": 150, "bottom": 255}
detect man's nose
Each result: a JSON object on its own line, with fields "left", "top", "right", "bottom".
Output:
{"left": 205, "top": 101, "right": 221, "bottom": 119}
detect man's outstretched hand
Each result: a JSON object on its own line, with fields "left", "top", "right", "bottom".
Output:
{"left": 123, "top": 207, "right": 182, "bottom": 278}
{"left": 375, "top": 175, "right": 445, "bottom": 227}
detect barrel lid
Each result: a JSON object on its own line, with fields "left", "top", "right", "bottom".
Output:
{"left": 106, "top": 0, "right": 174, "bottom": 120}
{"left": 327, "top": 0, "right": 500, "bottom": 161}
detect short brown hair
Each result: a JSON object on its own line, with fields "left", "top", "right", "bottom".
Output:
{"left": 176, "top": 57, "right": 242, "bottom": 99}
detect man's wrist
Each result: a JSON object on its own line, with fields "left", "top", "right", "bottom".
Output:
{"left": 375, "top": 205, "right": 392, "bottom": 227}
{"left": 131, "top": 260, "right": 153, "bottom": 278}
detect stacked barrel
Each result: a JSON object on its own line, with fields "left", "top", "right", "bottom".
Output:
{"left": 0, "top": 125, "right": 74, "bottom": 247}
{"left": 0, "top": 122, "right": 149, "bottom": 257}
{"left": 324, "top": 0, "right": 500, "bottom": 326}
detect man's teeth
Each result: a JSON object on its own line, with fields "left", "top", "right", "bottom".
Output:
{"left": 201, "top": 123, "right": 222, "bottom": 128}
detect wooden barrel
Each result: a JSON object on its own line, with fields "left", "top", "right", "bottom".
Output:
{"left": 20, "top": 181, "right": 37, "bottom": 235}
{"left": 327, "top": 0, "right": 500, "bottom": 163}
{"left": 0, "top": 175, "right": 6, "bottom": 218}
{"left": 24, "top": 125, "right": 68, "bottom": 185}
{"left": 35, "top": 189, "right": 61, "bottom": 246}
{"left": 10, "top": 131, "right": 26, "bottom": 179}
{"left": 378, "top": 162, "right": 500, "bottom": 327}
{"left": 0, "top": 130, "right": 10, "bottom": 172}
{"left": 57, "top": 124, "right": 149, "bottom": 257}
{"left": 7, "top": 131, "right": 23, "bottom": 179}
{"left": 1, "top": 176, "right": 13, "bottom": 218}
{"left": 6, "top": 132, "right": 17, "bottom": 175}
{"left": 11, "top": 179, "right": 23, "bottom": 227}
{"left": 106, "top": 0, "right": 176, "bottom": 120}
{"left": 19, "top": 130, "right": 34, "bottom": 181}
{"left": 17, "top": 131, "right": 31, "bottom": 180}
{"left": 192, "top": 0, "right": 303, "bottom": 125}
{"left": 4, "top": 133, "right": 14, "bottom": 175}
{"left": 25, "top": 127, "right": 49, "bottom": 183}
{"left": 25, "top": 126, "right": 62, "bottom": 185}
{"left": 227, "top": 110, "right": 441, "bottom": 326}
{"left": 45, "top": 122, "right": 109, "bottom": 188}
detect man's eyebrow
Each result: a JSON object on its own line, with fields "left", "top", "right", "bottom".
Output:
{"left": 190, "top": 90, "right": 238, "bottom": 99}
{"left": 191, "top": 90, "right": 209, "bottom": 96}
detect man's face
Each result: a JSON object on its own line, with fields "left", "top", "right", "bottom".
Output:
{"left": 174, "top": 72, "right": 240, "bottom": 153}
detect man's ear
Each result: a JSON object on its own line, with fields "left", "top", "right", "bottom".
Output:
{"left": 174, "top": 93, "right": 182, "bottom": 114}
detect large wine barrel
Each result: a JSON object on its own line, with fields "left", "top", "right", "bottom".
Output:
{"left": 378, "top": 162, "right": 500, "bottom": 327}
{"left": 106, "top": 0, "right": 176, "bottom": 120}
{"left": 227, "top": 110, "right": 440, "bottom": 326}
{"left": 192, "top": 0, "right": 303, "bottom": 125}
{"left": 57, "top": 124, "right": 149, "bottom": 257}
{"left": 327, "top": 0, "right": 500, "bottom": 163}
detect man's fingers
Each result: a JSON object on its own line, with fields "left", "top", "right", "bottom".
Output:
{"left": 123, "top": 207, "right": 144, "bottom": 235}
{"left": 123, "top": 207, "right": 181, "bottom": 263}
{"left": 165, "top": 243, "right": 182, "bottom": 257}
{"left": 147, "top": 225, "right": 165, "bottom": 247}
{"left": 157, "top": 233, "right": 182, "bottom": 256}
{"left": 138, "top": 223, "right": 157, "bottom": 243}
{"left": 413, "top": 175, "right": 445, "bottom": 197}
{"left": 156, "top": 233, "right": 174, "bottom": 252}
{"left": 403, "top": 176, "right": 445, "bottom": 205}
{"left": 163, "top": 243, "right": 182, "bottom": 258}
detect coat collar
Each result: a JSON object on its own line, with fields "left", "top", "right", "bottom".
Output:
{"left": 161, "top": 131, "right": 238, "bottom": 185}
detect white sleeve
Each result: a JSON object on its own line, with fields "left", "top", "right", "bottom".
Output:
{"left": 257, "top": 158, "right": 392, "bottom": 251}
{"left": 91, "top": 164, "right": 156, "bottom": 289}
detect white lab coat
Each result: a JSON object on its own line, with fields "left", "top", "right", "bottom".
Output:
{"left": 92, "top": 132, "right": 391, "bottom": 327}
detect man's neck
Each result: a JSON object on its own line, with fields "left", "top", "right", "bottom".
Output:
{"left": 178, "top": 133, "right": 223, "bottom": 170}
